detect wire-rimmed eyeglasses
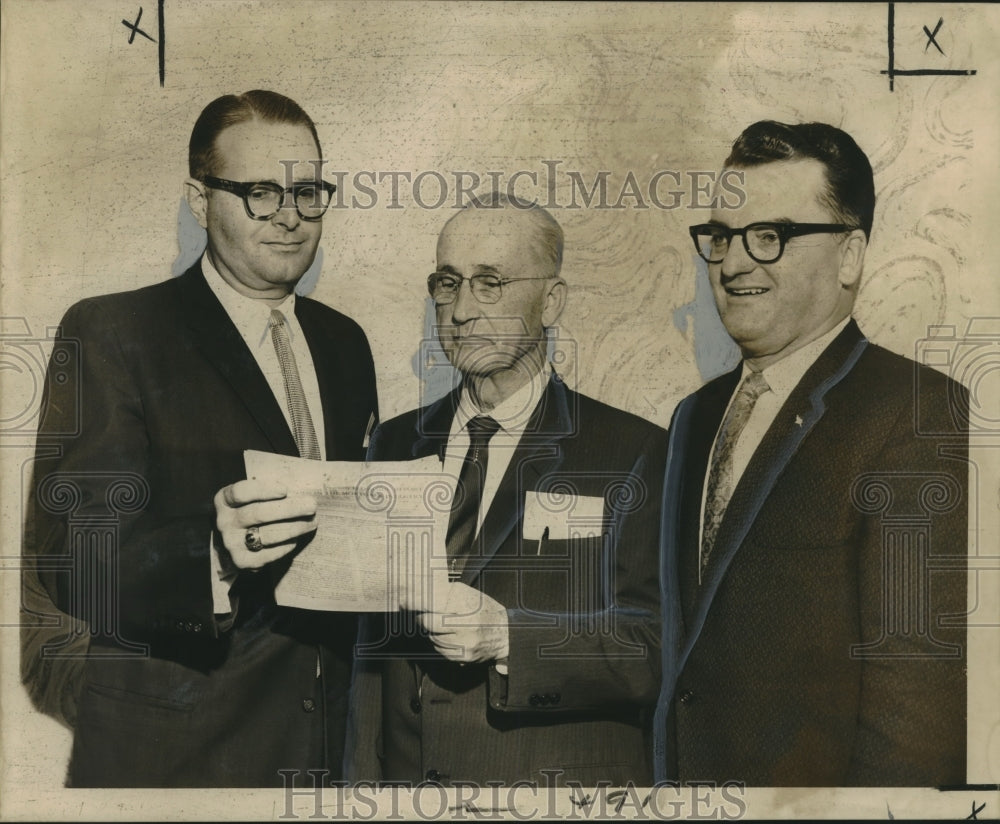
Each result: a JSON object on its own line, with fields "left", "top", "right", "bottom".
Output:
{"left": 427, "top": 271, "right": 553, "bottom": 305}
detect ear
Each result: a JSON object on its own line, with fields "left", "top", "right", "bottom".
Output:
{"left": 184, "top": 178, "right": 209, "bottom": 229}
{"left": 541, "top": 277, "right": 568, "bottom": 327}
{"left": 837, "top": 229, "right": 867, "bottom": 289}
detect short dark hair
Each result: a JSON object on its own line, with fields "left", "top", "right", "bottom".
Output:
{"left": 461, "top": 191, "right": 564, "bottom": 276}
{"left": 725, "top": 120, "right": 875, "bottom": 240}
{"left": 188, "top": 90, "right": 321, "bottom": 180}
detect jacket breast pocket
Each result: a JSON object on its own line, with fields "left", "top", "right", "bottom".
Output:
{"left": 512, "top": 534, "right": 612, "bottom": 615}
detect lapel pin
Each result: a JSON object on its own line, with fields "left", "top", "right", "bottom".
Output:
{"left": 794, "top": 414, "right": 804, "bottom": 427}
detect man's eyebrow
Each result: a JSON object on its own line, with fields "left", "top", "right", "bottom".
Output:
{"left": 472, "top": 265, "right": 502, "bottom": 276}
{"left": 435, "top": 264, "right": 461, "bottom": 276}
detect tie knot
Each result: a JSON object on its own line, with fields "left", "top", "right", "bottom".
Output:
{"left": 741, "top": 369, "right": 769, "bottom": 401}
{"left": 467, "top": 415, "right": 500, "bottom": 445}
{"left": 269, "top": 308, "right": 288, "bottom": 329}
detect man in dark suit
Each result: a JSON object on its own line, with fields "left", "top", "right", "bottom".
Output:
{"left": 345, "top": 194, "right": 668, "bottom": 786}
{"left": 25, "top": 90, "right": 378, "bottom": 787}
{"left": 655, "top": 121, "right": 968, "bottom": 786}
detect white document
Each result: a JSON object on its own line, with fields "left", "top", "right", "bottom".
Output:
{"left": 244, "top": 450, "right": 445, "bottom": 612}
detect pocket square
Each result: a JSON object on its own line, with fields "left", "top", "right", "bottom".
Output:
{"left": 522, "top": 491, "right": 606, "bottom": 540}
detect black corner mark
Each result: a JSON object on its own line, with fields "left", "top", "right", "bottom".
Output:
{"left": 121, "top": 7, "right": 155, "bottom": 44}
{"left": 923, "top": 17, "right": 944, "bottom": 55}
{"left": 965, "top": 800, "right": 986, "bottom": 820}
{"left": 158, "top": 0, "right": 165, "bottom": 87}
{"left": 120, "top": 1, "right": 165, "bottom": 87}
{"left": 881, "top": 3, "right": 977, "bottom": 92}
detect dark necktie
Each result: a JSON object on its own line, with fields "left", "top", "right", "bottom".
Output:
{"left": 446, "top": 415, "right": 501, "bottom": 581}
{"left": 700, "top": 369, "right": 770, "bottom": 576}
{"left": 269, "top": 308, "right": 322, "bottom": 460}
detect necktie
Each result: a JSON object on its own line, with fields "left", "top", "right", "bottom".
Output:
{"left": 700, "top": 369, "right": 770, "bottom": 576}
{"left": 269, "top": 309, "right": 322, "bottom": 460}
{"left": 446, "top": 415, "right": 501, "bottom": 581}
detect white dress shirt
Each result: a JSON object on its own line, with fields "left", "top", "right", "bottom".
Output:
{"left": 698, "top": 317, "right": 851, "bottom": 549}
{"left": 443, "top": 363, "right": 552, "bottom": 536}
{"left": 202, "top": 255, "right": 326, "bottom": 614}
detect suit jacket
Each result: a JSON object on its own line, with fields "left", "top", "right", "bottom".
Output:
{"left": 346, "top": 374, "right": 668, "bottom": 786}
{"left": 654, "top": 319, "right": 968, "bottom": 786}
{"left": 25, "top": 261, "right": 378, "bottom": 787}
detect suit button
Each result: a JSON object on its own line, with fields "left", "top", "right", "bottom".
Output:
{"left": 552, "top": 692, "right": 561, "bottom": 704}
{"left": 192, "top": 622, "right": 203, "bottom": 633}
{"left": 410, "top": 698, "right": 422, "bottom": 713}
{"left": 425, "top": 769, "right": 441, "bottom": 782}
{"left": 529, "top": 694, "right": 541, "bottom": 706}
{"left": 175, "top": 620, "right": 186, "bottom": 631}
{"left": 302, "top": 698, "right": 316, "bottom": 712}
{"left": 678, "top": 689, "right": 695, "bottom": 705}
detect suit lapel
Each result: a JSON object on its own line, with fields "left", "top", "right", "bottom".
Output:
{"left": 460, "top": 376, "right": 571, "bottom": 586}
{"left": 177, "top": 262, "right": 298, "bottom": 456}
{"left": 409, "top": 389, "right": 461, "bottom": 461}
{"left": 682, "top": 320, "right": 869, "bottom": 666}
{"left": 677, "top": 365, "right": 742, "bottom": 623}
{"left": 296, "top": 299, "right": 364, "bottom": 461}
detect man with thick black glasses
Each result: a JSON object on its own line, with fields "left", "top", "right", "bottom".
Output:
{"left": 654, "top": 121, "right": 968, "bottom": 785}
{"left": 25, "top": 90, "right": 378, "bottom": 786}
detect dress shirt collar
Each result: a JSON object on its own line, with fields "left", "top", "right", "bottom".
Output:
{"left": 453, "top": 362, "right": 552, "bottom": 437}
{"left": 743, "top": 317, "right": 851, "bottom": 399}
{"left": 201, "top": 254, "right": 297, "bottom": 347}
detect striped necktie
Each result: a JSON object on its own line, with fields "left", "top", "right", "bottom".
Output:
{"left": 269, "top": 309, "right": 322, "bottom": 460}
{"left": 700, "top": 369, "right": 769, "bottom": 577}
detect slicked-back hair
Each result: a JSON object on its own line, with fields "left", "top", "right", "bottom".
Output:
{"left": 188, "top": 90, "right": 321, "bottom": 181}
{"left": 457, "top": 191, "right": 564, "bottom": 276}
{"left": 726, "top": 120, "right": 875, "bottom": 240}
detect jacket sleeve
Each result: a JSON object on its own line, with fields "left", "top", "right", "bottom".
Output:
{"left": 26, "top": 299, "right": 221, "bottom": 642}
{"left": 490, "top": 424, "right": 669, "bottom": 713}
{"left": 846, "top": 378, "right": 968, "bottom": 785}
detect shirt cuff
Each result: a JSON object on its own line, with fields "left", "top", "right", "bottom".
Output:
{"left": 210, "top": 531, "right": 238, "bottom": 615}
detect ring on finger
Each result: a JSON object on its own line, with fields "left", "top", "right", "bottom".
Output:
{"left": 245, "top": 525, "right": 264, "bottom": 552}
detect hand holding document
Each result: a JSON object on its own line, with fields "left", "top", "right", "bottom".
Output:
{"left": 244, "top": 450, "right": 446, "bottom": 612}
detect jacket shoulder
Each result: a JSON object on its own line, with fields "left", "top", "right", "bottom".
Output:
{"left": 570, "top": 388, "right": 667, "bottom": 447}
{"left": 297, "top": 295, "right": 370, "bottom": 344}
{"left": 58, "top": 278, "right": 183, "bottom": 333}
{"left": 855, "top": 342, "right": 968, "bottom": 433}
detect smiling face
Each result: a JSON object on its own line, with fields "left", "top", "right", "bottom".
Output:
{"left": 708, "top": 158, "right": 866, "bottom": 369}
{"left": 186, "top": 119, "right": 323, "bottom": 302}
{"left": 434, "top": 207, "right": 566, "bottom": 391}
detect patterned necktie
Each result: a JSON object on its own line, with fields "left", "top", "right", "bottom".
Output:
{"left": 446, "top": 415, "right": 501, "bottom": 581}
{"left": 700, "top": 369, "right": 770, "bottom": 576}
{"left": 269, "top": 309, "right": 322, "bottom": 460}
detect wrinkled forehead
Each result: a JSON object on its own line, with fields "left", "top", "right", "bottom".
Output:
{"left": 712, "top": 158, "right": 832, "bottom": 225}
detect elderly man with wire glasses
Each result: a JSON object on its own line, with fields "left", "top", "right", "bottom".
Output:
{"left": 26, "top": 90, "right": 378, "bottom": 786}
{"left": 654, "top": 121, "right": 968, "bottom": 786}
{"left": 344, "top": 192, "right": 669, "bottom": 787}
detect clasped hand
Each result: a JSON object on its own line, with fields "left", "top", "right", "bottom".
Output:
{"left": 399, "top": 577, "right": 509, "bottom": 664}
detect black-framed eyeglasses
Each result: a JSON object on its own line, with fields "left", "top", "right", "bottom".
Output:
{"left": 202, "top": 176, "right": 337, "bottom": 221}
{"left": 689, "top": 222, "right": 855, "bottom": 264}
{"left": 427, "top": 271, "right": 553, "bottom": 305}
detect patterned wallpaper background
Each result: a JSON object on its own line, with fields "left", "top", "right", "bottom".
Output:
{"left": 2, "top": 1, "right": 997, "bottom": 815}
